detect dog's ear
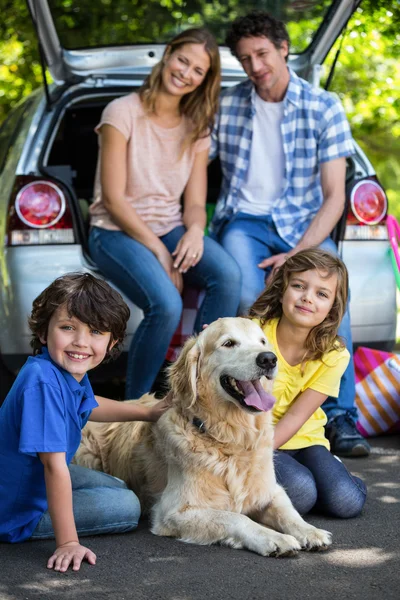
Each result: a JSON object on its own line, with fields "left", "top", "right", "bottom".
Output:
{"left": 168, "top": 336, "right": 201, "bottom": 408}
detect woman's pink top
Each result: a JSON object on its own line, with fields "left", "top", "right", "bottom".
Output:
{"left": 90, "top": 93, "right": 210, "bottom": 237}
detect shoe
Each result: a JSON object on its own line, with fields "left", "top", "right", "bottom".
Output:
{"left": 325, "top": 414, "right": 371, "bottom": 457}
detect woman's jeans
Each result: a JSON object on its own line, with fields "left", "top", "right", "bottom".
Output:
{"left": 89, "top": 225, "right": 241, "bottom": 399}
{"left": 31, "top": 465, "right": 140, "bottom": 539}
{"left": 219, "top": 213, "right": 358, "bottom": 423}
{"left": 274, "top": 446, "right": 367, "bottom": 518}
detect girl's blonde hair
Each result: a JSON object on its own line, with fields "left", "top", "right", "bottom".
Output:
{"left": 249, "top": 248, "right": 349, "bottom": 363}
{"left": 139, "top": 28, "right": 221, "bottom": 151}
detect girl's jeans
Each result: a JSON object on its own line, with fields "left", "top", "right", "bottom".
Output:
{"left": 274, "top": 446, "right": 367, "bottom": 518}
{"left": 89, "top": 225, "right": 241, "bottom": 399}
{"left": 31, "top": 465, "right": 140, "bottom": 538}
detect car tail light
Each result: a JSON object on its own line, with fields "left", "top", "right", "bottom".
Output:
{"left": 345, "top": 178, "right": 388, "bottom": 241}
{"left": 7, "top": 176, "right": 75, "bottom": 246}
{"left": 15, "top": 181, "right": 65, "bottom": 227}
{"left": 350, "top": 179, "right": 387, "bottom": 224}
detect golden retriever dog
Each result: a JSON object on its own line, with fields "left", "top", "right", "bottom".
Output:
{"left": 75, "top": 317, "right": 331, "bottom": 556}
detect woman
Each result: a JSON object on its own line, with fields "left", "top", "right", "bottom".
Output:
{"left": 89, "top": 28, "right": 241, "bottom": 399}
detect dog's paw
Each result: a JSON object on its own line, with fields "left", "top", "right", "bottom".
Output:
{"left": 296, "top": 526, "right": 332, "bottom": 551}
{"left": 270, "top": 534, "right": 302, "bottom": 558}
{"left": 255, "top": 532, "right": 301, "bottom": 558}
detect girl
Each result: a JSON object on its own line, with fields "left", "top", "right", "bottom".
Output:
{"left": 0, "top": 273, "right": 169, "bottom": 572}
{"left": 249, "top": 248, "right": 367, "bottom": 518}
{"left": 88, "top": 28, "right": 241, "bottom": 399}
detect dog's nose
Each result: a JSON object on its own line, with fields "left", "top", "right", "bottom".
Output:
{"left": 256, "top": 352, "right": 277, "bottom": 370}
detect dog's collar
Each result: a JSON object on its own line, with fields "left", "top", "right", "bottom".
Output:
{"left": 192, "top": 416, "right": 206, "bottom": 434}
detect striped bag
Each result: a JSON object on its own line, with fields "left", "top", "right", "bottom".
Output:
{"left": 355, "top": 346, "right": 400, "bottom": 437}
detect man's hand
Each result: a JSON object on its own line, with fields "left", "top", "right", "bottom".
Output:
{"left": 47, "top": 541, "right": 96, "bottom": 572}
{"left": 258, "top": 252, "right": 289, "bottom": 284}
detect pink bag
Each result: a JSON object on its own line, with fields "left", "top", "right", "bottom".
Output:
{"left": 387, "top": 214, "right": 400, "bottom": 290}
{"left": 355, "top": 346, "right": 400, "bottom": 437}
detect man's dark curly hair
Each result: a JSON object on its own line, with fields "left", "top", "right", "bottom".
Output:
{"left": 226, "top": 11, "right": 290, "bottom": 58}
{"left": 29, "top": 272, "right": 130, "bottom": 362}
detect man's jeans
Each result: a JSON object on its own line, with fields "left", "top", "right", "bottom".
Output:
{"left": 31, "top": 465, "right": 141, "bottom": 539}
{"left": 89, "top": 225, "right": 241, "bottom": 399}
{"left": 220, "top": 213, "right": 358, "bottom": 422}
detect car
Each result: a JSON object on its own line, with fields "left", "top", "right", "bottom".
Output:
{"left": 0, "top": 0, "right": 397, "bottom": 401}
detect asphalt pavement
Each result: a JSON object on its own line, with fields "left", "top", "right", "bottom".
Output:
{"left": 1, "top": 435, "right": 399, "bottom": 600}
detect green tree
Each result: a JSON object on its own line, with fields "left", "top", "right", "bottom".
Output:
{"left": 323, "top": 0, "right": 400, "bottom": 219}
{"left": 0, "top": 1, "right": 42, "bottom": 119}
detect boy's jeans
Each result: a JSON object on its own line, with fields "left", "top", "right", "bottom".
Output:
{"left": 31, "top": 465, "right": 140, "bottom": 538}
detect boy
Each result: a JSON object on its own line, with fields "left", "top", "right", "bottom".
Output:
{"left": 0, "top": 272, "right": 169, "bottom": 572}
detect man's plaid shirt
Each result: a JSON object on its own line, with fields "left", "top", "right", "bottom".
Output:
{"left": 209, "top": 68, "right": 355, "bottom": 247}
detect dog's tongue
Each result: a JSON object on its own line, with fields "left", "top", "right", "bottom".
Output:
{"left": 238, "top": 379, "right": 276, "bottom": 412}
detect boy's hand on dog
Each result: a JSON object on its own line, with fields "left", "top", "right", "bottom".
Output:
{"left": 47, "top": 541, "right": 96, "bottom": 572}
{"left": 150, "top": 392, "right": 173, "bottom": 421}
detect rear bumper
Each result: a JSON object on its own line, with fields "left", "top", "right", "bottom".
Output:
{"left": 1, "top": 240, "right": 397, "bottom": 373}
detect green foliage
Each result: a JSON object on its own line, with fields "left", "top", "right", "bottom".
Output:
{"left": 0, "top": 0, "right": 398, "bottom": 216}
{"left": 322, "top": 0, "right": 400, "bottom": 218}
{"left": 0, "top": 1, "right": 41, "bottom": 120}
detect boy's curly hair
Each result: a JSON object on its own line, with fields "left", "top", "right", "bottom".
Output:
{"left": 29, "top": 273, "right": 130, "bottom": 361}
{"left": 249, "top": 248, "right": 349, "bottom": 363}
{"left": 226, "top": 11, "right": 290, "bottom": 58}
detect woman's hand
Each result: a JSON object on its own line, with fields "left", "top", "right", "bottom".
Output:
{"left": 156, "top": 245, "right": 183, "bottom": 293}
{"left": 172, "top": 225, "right": 204, "bottom": 273}
{"left": 47, "top": 541, "right": 96, "bottom": 572}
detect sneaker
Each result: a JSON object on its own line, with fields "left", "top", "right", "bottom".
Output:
{"left": 325, "top": 414, "right": 370, "bottom": 457}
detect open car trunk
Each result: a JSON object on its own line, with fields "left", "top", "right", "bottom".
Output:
{"left": 28, "top": 0, "right": 362, "bottom": 93}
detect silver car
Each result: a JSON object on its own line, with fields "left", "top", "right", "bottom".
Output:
{"left": 0, "top": 0, "right": 396, "bottom": 400}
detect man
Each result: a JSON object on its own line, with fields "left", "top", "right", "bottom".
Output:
{"left": 209, "top": 11, "right": 370, "bottom": 457}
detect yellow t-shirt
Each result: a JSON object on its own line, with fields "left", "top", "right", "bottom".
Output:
{"left": 257, "top": 318, "right": 350, "bottom": 450}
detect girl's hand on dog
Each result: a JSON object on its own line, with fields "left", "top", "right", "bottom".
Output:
{"left": 172, "top": 225, "right": 204, "bottom": 273}
{"left": 47, "top": 541, "right": 96, "bottom": 572}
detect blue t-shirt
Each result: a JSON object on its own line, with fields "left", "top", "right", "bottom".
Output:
{"left": 0, "top": 348, "right": 98, "bottom": 543}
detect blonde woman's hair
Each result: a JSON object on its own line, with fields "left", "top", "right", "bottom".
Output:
{"left": 139, "top": 28, "right": 221, "bottom": 151}
{"left": 249, "top": 248, "right": 349, "bottom": 363}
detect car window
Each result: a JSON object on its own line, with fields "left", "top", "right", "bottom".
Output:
{"left": 48, "top": 0, "right": 333, "bottom": 54}
{"left": 0, "top": 99, "right": 34, "bottom": 176}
